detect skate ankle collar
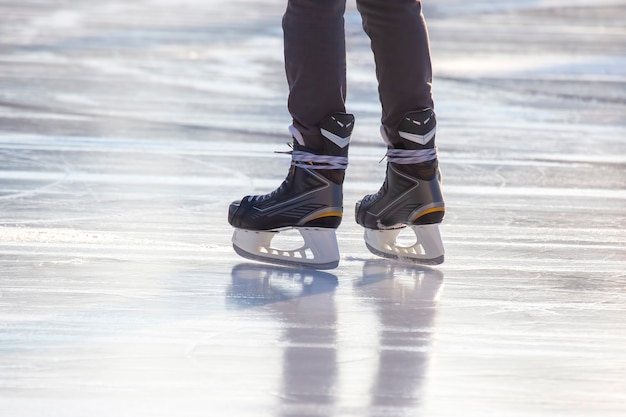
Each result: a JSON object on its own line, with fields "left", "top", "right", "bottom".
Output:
{"left": 320, "top": 113, "right": 354, "bottom": 149}
{"left": 291, "top": 150, "right": 348, "bottom": 170}
{"left": 386, "top": 147, "right": 438, "bottom": 164}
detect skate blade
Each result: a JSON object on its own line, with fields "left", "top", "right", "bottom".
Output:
{"left": 363, "top": 224, "right": 444, "bottom": 265}
{"left": 232, "top": 227, "right": 340, "bottom": 270}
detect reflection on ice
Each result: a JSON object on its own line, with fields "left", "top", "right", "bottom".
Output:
{"left": 1, "top": 0, "right": 625, "bottom": 416}
{"left": 225, "top": 262, "right": 444, "bottom": 415}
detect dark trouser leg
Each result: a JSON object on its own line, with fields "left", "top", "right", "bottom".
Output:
{"left": 356, "top": 0, "right": 434, "bottom": 147}
{"left": 283, "top": 0, "right": 347, "bottom": 151}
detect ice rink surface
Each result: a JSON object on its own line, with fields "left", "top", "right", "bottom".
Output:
{"left": 1, "top": 0, "right": 625, "bottom": 416}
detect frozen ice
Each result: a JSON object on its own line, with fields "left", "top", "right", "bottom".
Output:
{"left": 1, "top": 1, "right": 625, "bottom": 416}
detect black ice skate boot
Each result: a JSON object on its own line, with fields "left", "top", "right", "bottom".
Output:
{"left": 228, "top": 112, "right": 354, "bottom": 269}
{"left": 355, "top": 108, "right": 445, "bottom": 265}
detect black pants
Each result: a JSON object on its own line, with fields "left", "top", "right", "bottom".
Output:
{"left": 283, "top": 0, "right": 434, "bottom": 148}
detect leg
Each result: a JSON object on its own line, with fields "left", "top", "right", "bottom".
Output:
{"left": 357, "top": 0, "right": 434, "bottom": 146}
{"left": 228, "top": 110, "right": 354, "bottom": 270}
{"left": 228, "top": 0, "right": 355, "bottom": 269}
{"left": 355, "top": 0, "right": 444, "bottom": 264}
{"left": 283, "top": 0, "right": 348, "bottom": 151}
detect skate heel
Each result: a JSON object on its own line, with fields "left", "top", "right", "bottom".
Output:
{"left": 232, "top": 227, "right": 340, "bottom": 270}
{"left": 409, "top": 203, "right": 445, "bottom": 225}
{"left": 363, "top": 224, "right": 444, "bottom": 265}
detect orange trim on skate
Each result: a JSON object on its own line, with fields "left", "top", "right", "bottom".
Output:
{"left": 411, "top": 207, "right": 445, "bottom": 222}
{"left": 307, "top": 212, "right": 343, "bottom": 222}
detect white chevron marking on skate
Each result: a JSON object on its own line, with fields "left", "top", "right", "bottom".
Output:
{"left": 321, "top": 128, "right": 351, "bottom": 148}
{"left": 398, "top": 127, "right": 436, "bottom": 145}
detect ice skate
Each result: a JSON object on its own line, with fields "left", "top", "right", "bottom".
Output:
{"left": 228, "top": 112, "right": 354, "bottom": 269}
{"left": 356, "top": 109, "right": 445, "bottom": 265}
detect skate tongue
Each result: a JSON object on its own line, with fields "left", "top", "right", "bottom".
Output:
{"left": 290, "top": 113, "right": 354, "bottom": 158}
{"left": 320, "top": 112, "right": 354, "bottom": 150}
{"left": 397, "top": 108, "right": 436, "bottom": 149}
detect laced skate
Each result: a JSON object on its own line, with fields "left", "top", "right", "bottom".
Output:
{"left": 228, "top": 113, "right": 354, "bottom": 269}
{"left": 356, "top": 109, "right": 445, "bottom": 265}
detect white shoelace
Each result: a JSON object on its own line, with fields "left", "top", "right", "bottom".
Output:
{"left": 385, "top": 147, "right": 437, "bottom": 164}
{"left": 290, "top": 150, "right": 348, "bottom": 170}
